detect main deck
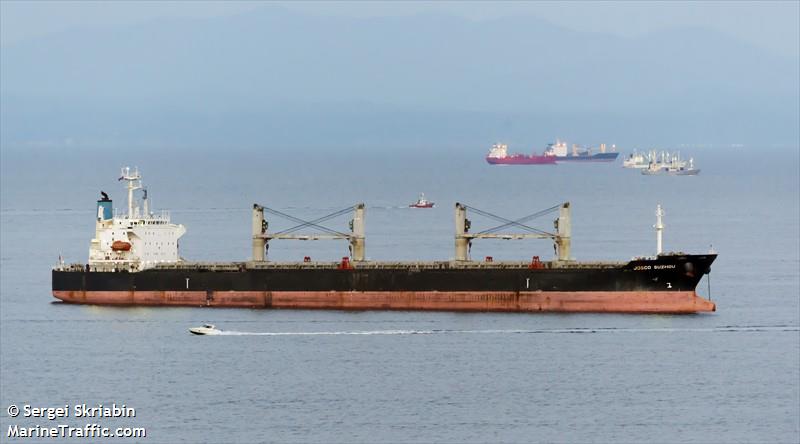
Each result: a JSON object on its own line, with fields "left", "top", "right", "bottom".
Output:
{"left": 58, "top": 258, "right": 635, "bottom": 273}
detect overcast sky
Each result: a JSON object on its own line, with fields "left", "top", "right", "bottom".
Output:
{"left": 1, "top": 1, "right": 798, "bottom": 58}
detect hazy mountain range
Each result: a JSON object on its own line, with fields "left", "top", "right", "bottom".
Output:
{"left": 2, "top": 5, "right": 798, "bottom": 151}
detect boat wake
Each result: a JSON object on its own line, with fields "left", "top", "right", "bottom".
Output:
{"left": 217, "top": 329, "right": 437, "bottom": 336}
{"left": 207, "top": 325, "right": 798, "bottom": 336}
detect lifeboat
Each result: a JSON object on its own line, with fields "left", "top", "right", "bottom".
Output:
{"left": 111, "top": 240, "right": 132, "bottom": 251}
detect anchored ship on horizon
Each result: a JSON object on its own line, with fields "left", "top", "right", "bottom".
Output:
{"left": 485, "top": 143, "right": 557, "bottom": 165}
{"left": 624, "top": 150, "right": 700, "bottom": 175}
{"left": 543, "top": 140, "right": 620, "bottom": 162}
{"left": 52, "top": 168, "right": 716, "bottom": 313}
{"left": 641, "top": 151, "right": 700, "bottom": 176}
{"left": 486, "top": 140, "right": 619, "bottom": 165}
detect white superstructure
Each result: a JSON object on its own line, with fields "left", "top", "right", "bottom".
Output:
{"left": 88, "top": 167, "right": 186, "bottom": 271}
{"left": 640, "top": 151, "right": 699, "bottom": 175}
{"left": 623, "top": 150, "right": 655, "bottom": 168}
{"left": 487, "top": 143, "right": 509, "bottom": 158}
{"left": 544, "top": 140, "right": 568, "bottom": 157}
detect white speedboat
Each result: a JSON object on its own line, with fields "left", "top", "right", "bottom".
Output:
{"left": 189, "top": 324, "right": 222, "bottom": 335}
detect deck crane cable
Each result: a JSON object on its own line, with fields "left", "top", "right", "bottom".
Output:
{"left": 464, "top": 204, "right": 557, "bottom": 237}
{"left": 463, "top": 205, "right": 549, "bottom": 236}
{"left": 265, "top": 206, "right": 354, "bottom": 237}
{"left": 272, "top": 205, "right": 356, "bottom": 236}
{"left": 263, "top": 205, "right": 354, "bottom": 238}
{"left": 463, "top": 204, "right": 558, "bottom": 237}
{"left": 475, "top": 204, "right": 562, "bottom": 235}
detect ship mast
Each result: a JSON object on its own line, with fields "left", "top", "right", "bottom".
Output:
{"left": 655, "top": 204, "right": 665, "bottom": 255}
{"left": 119, "top": 167, "right": 142, "bottom": 218}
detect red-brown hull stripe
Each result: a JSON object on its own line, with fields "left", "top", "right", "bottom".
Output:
{"left": 52, "top": 290, "right": 715, "bottom": 313}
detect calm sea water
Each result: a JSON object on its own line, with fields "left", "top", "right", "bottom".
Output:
{"left": 1, "top": 147, "right": 798, "bottom": 443}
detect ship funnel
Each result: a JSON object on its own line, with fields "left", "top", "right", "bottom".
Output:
{"left": 97, "top": 192, "right": 112, "bottom": 221}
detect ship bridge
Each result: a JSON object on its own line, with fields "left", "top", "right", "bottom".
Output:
{"left": 88, "top": 167, "right": 186, "bottom": 271}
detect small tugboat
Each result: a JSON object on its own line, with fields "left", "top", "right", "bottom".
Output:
{"left": 189, "top": 324, "right": 222, "bottom": 335}
{"left": 409, "top": 193, "right": 435, "bottom": 208}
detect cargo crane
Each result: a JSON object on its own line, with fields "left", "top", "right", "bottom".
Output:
{"left": 251, "top": 203, "right": 365, "bottom": 262}
{"left": 454, "top": 202, "right": 571, "bottom": 262}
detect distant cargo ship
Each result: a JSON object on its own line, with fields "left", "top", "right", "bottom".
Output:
{"left": 485, "top": 143, "right": 557, "bottom": 165}
{"left": 641, "top": 152, "right": 700, "bottom": 176}
{"left": 543, "top": 140, "right": 619, "bottom": 162}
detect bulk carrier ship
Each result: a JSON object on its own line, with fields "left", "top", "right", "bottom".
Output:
{"left": 52, "top": 168, "right": 716, "bottom": 313}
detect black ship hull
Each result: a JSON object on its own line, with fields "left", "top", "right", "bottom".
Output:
{"left": 52, "top": 254, "right": 716, "bottom": 313}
